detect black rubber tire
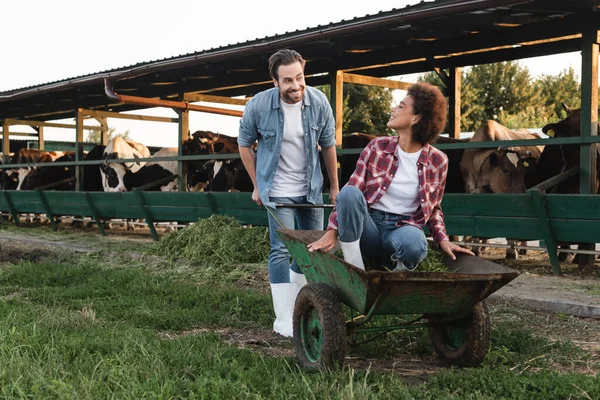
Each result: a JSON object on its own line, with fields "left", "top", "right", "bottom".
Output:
{"left": 428, "top": 301, "right": 491, "bottom": 367}
{"left": 293, "top": 283, "right": 347, "bottom": 372}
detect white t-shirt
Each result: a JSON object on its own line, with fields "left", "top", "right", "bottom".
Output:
{"left": 269, "top": 100, "right": 308, "bottom": 197}
{"left": 371, "top": 146, "right": 422, "bottom": 215}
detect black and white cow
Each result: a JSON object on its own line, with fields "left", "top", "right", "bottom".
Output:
{"left": 100, "top": 137, "right": 151, "bottom": 192}
{"left": 123, "top": 147, "right": 179, "bottom": 191}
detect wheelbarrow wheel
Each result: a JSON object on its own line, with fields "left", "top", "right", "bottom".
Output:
{"left": 293, "top": 283, "right": 346, "bottom": 371}
{"left": 428, "top": 301, "right": 490, "bottom": 367}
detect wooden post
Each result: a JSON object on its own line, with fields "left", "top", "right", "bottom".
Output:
{"left": 578, "top": 28, "right": 599, "bottom": 267}
{"left": 177, "top": 107, "right": 189, "bottom": 192}
{"left": 335, "top": 70, "right": 344, "bottom": 146}
{"left": 448, "top": 67, "right": 462, "bottom": 139}
{"left": 2, "top": 121, "right": 9, "bottom": 163}
{"left": 99, "top": 116, "right": 109, "bottom": 145}
{"left": 75, "top": 108, "right": 85, "bottom": 191}
{"left": 37, "top": 126, "right": 44, "bottom": 150}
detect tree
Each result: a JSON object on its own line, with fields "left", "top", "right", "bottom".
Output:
{"left": 535, "top": 67, "right": 581, "bottom": 119}
{"left": 419, "top": 70, "right": 485, "bottom": 133}
{"left": 318, "top": 83, "right": 394, "bottom": 136}
{"left": 85, "top": 127, "right": 132, "bottom": 143}
{"left": 420, "top": 62, "right": 584, "bottom": 131}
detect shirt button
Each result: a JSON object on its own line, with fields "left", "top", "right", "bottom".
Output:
{"left": 421, "top": 198, "right": 425, "bottom": 202}
{"left": 418, "top": 170, "right": 423, "bottom": 175}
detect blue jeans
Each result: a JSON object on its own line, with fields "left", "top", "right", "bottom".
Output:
{"left": 267, "top": 196, "right": 324, "bottom": 283}
{"left": 336, "top": 186, "right": 428, "bottom": 270}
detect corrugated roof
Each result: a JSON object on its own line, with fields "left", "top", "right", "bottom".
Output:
{"left": 0, "top": 0, "right": 596, "bottom": 121}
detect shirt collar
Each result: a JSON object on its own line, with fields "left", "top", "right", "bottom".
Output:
{"left": 383, "top": 137, "right": 430, "bottom": 165}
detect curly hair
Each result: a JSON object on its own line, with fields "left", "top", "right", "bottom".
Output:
{"left": 268, "top": 49, "right": 306, "bottom": 81}
{"left": 407, "top": 82, "right": 448, "bottom": 145}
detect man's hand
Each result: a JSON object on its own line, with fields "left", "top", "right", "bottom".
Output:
{"left": 328, "top": 186, "right": 339, "bottom": 205}
{"left": 439, "top": 240, "right": 475, "bottom": 260}
{"left": 252, "top": 187, "right": 263, "bottom": 207}
{"left": 308, "top": 230, "right": 338, "bottom": 253}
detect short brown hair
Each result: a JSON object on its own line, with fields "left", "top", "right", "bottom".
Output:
{"left": 407, "top": 82, "right": 448, "bottom": 145}
{"left": 268, "top": 49, "right": 306, "bottom": 81}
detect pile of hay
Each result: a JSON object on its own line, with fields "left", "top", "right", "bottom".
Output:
{"left": 151, "top": 215, "right": 269, "bottom": 266}
{"left": 334, "top": 246, "right": 448, "bottom": 272}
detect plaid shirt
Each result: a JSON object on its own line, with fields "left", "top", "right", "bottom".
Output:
{"left": 327, "top": 136, "right": 450, "bottom": 244}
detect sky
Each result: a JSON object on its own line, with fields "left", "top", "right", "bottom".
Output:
{"left": 0, "top": 0, "right": 585, "bottom": 147}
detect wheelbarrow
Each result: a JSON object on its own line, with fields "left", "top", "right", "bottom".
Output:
{"left": 277, "top": 229, "right": 519, "bottom": 371}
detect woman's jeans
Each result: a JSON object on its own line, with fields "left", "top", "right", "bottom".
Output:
{"left": 267, "top": 196, "right": 323, "bottom": 283}
{"left": 336, "top": 186, "right": 428, "bottom": 270}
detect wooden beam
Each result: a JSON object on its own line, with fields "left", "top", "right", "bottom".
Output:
{"left": 3, "top": 118, "right": 103, "bottom": 131}
{"left": 75, "top": 109, "right": 84, "bottom": 192}
{"left": 335, "top": 71, "right": 344, "bottom": 146}
{"left": 448, "top": 67, "right": 462, "bottom": 139}
{"left": 2, "top": 121, "right": 9, "bottom": 163}
{"left": 82, "top": 109, "right": 178, "bottom": 124}
{"left": 177, "top": 107, "right": 189, "bottom": 192}
{"left": 37, "top": 126, "right": 44, "bottom": 151}
{"left": 183, "top": 93, "right": 251, "bottom": 106}
{"left": 0, "top": 131, "right": 39, "bottom": 137}
{"left": 577, "top": 28, "right": 599, "bottom": 268}
{"left": 579, "top": 29, "right": 599, "bottom": 195}
{"left": 342, "top": 72, "right": 412, "bottom": 91}
{"left": 99, "top": 117, "right": 109, "bottom": 146}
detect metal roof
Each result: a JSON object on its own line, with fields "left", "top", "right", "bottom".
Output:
{"left": 1, "top": 0, "right": 598, "bottom": 121}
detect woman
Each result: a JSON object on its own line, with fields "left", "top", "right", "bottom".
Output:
{"left": 308, "top": 82, "right": 472, "bottom": 270}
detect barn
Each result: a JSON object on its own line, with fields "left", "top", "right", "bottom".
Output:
{"left": 0, "top": 0, "right": 598, "bottom": 274}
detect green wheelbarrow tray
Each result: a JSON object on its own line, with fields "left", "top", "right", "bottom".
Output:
{"left": 277, "top": 229, "right": 519, "bottom": 318}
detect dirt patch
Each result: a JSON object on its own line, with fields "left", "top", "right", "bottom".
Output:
{"left": 160, "top": 326, "right": 449, "bottom": 382}
{"left": 0, "top": 243, "right": 53, "bottom": 264}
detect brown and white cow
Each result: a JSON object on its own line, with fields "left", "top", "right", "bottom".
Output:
{"left": 100, "top": 137, "right": 151, "bottom": 192}
{"left": 459, "top": 120, "right": 543, "bottom": 194}
{"left": 459, "top": 120, "right": 544, "bottom": 259}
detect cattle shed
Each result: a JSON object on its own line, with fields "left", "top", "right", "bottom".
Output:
{"left": 0, "top": 0, "right": 599, "bottom": 274}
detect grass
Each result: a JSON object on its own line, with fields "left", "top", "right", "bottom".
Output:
{"left": 0, "top": 218, "right": 598, "bottom": 398}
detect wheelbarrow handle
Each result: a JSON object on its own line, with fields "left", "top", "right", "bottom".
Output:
{"left": 275, "top": 203, "right": 334, "bottom": 209}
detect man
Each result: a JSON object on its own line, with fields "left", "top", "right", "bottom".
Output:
{"left": 238, "top": 49, "right": 339, "bottom": 337}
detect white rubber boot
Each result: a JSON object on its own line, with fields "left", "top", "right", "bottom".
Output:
{"left": 290, "top": 269, "right": 307, "bottom": 288}
{"left": 270, "top": 283, "right": 297, "bottom": 337}
{"left": 339, "top": 239, "right": 365, "bottom": 270}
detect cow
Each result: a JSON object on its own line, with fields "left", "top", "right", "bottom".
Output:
{"left": 19, "top": 152, "right": 76, "bottom": 191}
{"left": 459, "top": 120, "right": 543, "bottom": 194}
{"left": 538, "top": 103, "right": 600, "bottom": 194}
{"left": 537, "top": 103, "right": 600, "bottom": 262}
{"left": 123, "top": 147, "right": 179, "bottom": 191}
{"left": 100, "top": 137, "right": 151, "bottom": 192}
{"left": 1, "top": 149, "right": 65, "bottom": 191}
{"left": 199, "top": 158, "right": 253, "bottom": 192}
{"left": 83, "top": 145, "right": 107, "bottom": 192}
{"left": 185, "top": 130, "right": 254, "bottom": 192}
{"left": 459, "top": 120, "right": 544, "bottom": 259}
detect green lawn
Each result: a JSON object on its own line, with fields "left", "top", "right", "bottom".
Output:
{"left": 0, "top": 221, "right": 598, "bottom": 399}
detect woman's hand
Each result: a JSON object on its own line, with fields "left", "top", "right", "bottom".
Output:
{"left": 308, "top": 230, "right": 338, "bottom": 253}
{"left": 439, "top": 240, "right": 475, "bottom": 260}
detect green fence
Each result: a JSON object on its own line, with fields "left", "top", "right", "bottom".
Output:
{"left": 1, "top": 189, "right": 599, "bottom": 275}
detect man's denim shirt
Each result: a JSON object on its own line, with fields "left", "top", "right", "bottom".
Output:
{"left": 238, "top": 86, "right": 336, "bottom": 208}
